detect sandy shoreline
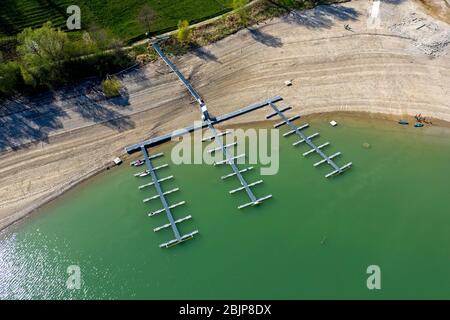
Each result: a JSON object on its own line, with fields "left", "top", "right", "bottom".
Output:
{"left": 1, "top": 0, "right": 449, "bottom": 231}
{"left": 2, "top": 110, "right": 450, "bottom": 232}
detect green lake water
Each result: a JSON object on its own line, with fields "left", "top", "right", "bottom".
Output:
{"left": 1, "top": 115, "right": 450, "bottom": 299}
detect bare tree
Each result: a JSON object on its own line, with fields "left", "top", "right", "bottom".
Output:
{"left": 137, "top": 4, "right": 157, "bottom": 33}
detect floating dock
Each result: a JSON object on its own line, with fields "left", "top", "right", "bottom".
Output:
{"left": 204, "top": 121, "right": 272, "bottom": 209}
{"left": 267, "top": 102, "right": 352, "bottom": 178}
{"left": 125, "top": 40, "right": 353, "bottom": 249}
{"left": 138, "top": 147, "right": 198, "bottom": 248}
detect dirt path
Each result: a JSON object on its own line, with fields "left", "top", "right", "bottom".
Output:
{"left": 0, "top": 0, "right": 449, "bottom": 230}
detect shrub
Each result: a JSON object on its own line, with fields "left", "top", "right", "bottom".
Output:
{"left": 0, "top": 61, "right": 23, "bottom": 96}
{"left": 177, "top": 20, "right": 192, "bottom": 44}
{"left": 102, "top": 77, "right": 122, "bottom": 98}
{"left": 19, "top": 65, "right": 37, "bottom": 88}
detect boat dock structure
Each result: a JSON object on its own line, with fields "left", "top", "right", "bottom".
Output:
{"left": 154, "top": 41, "right": 272, "bottom": 209}
{"left": 266, "top": 102, "right": 352, "bottom": 178}
{"left": 135, "top": 147, "right": 198, "bottom": 248}
{"left": 204, "top": 121, "right": 272, "bottom": 209}
{"left": 125, "top": 39, "right": 352, "bottom": 248}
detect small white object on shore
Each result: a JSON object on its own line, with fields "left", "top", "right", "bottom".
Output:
{"left": 284, "top": 80, "right": 292, "bottom": 86}
{"left": 330, "top": 120, "right": 338, "bottom": 127}
{"left": 113, "top": 157, "right": 122, "bottom": 165}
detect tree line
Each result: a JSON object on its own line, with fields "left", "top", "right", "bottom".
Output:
{"left": 0, "top": 21, "right": 134, "bottom": 98}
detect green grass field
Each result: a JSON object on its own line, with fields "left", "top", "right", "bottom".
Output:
{"left": 0, "top": 0, "right": 233, "bottom": 42}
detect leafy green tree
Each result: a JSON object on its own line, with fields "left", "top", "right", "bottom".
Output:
{"left": 17, "top": 22, "right": 69, "bottom": 65}
{"left": 177, "top": 20, "right": 192, "bottom": 44}
{"left": 3, "top": 22, "right": 132, "bottom": 96}
{"left": 17, "top": 22, "right": 69, "bottom": 86}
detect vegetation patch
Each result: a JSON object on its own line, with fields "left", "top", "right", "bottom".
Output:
{"left": 102, "top": 76, "right": 122, "bottom": 98}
